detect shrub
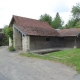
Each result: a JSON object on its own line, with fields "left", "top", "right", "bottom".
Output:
{"left": 2, "top": 25, "right": 13, "bottom": 45}
{"left": 9, "top": 46, "right": 15, "bottom": 51}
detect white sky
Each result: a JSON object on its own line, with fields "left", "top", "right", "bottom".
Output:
{"left": 0, "top": 0, "right": 80, "bottom": 28}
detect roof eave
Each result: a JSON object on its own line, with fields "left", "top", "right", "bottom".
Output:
{"left": 13, "top": 24, "right": 26, "bottom": 36}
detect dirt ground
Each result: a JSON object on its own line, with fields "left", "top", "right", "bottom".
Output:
{"left": 0, "top": 46, "right": 77, "bottom": 80}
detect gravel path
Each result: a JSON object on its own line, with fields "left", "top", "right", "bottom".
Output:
{"left": 71, "top": 74, "right": 80, "bottom": 80}
{"left": 0, "top": 46, "right": 77, "bottom": 80}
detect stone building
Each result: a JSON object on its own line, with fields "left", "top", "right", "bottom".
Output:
{"left": 9, "top": 15, "right": 80, "bottom": 53}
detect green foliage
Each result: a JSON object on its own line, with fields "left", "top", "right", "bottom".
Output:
{"left": 65, "top": 3, "right": 80, "bottom": 28}
{"left": 51, "top": 12, "right": 64, "bottom": 29}
{"left": 9, "top": 45, "right": 15, "bottom": 51}
{"left": 7, "top": 27, "right": 13, "bottom": 40}
{"left": 39, "top": 13, "right": 64, "bottom": 29}
{"left": 39, "top": 13, "right": 52, "bottom": 25}
{"left": 2, "top": 25, "right": 9, "bottom": 45}
{"left": 2, "top": 25, "right": 9, "bottom": 38}
{"left": 3, "top": 25, "right": 13, "bottom": 40}
{"left": 48, "top": 49, "right": 80, "bottom": 72}
{"left": 66, "top": 18, "right": 79, "bottom": 28}
{"left": 2, "top": 25, "right": 13, "bottom": 46}
{"left": 20, "top": 48, "right": 80, "bottom": 72}
{"left": 75, "top": 21, "right": 80, "bottom": 28}
{"left": 71, "top": 3, "right": 80, "bottom": 19}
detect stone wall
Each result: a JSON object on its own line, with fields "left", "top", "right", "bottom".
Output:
{"left": 30, "top": 36, "right": 80, "bottom": 50}
{"left": 13, "top": 27, "right": 22, "bottom": 50}
{"left": 55, "top": 37, "right": 78, "bottom": 48}
{"left": 22, "top": 35, "right": 30, "bottom": 52}
{"left": 64, "top": 37, "right": 75, "bottom": 48}
{"left": 12, "top": 26, "right": 80, "bottom": 52}
{"left": 55, "top": 37, "right": 80, "bottom": 48}
{"left": 30, "top": 36, "right": 56, "bottom": 50}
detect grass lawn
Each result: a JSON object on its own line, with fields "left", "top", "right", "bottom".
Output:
{"left": 20, "top": 48, "right": 80, "bottom": 72}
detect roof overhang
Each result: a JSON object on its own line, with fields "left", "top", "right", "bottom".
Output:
{"left": 13, "top": 24, "right": 26, "bottom": 36}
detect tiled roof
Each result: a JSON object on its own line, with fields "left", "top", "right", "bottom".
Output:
{"left": 10, "top": 15, "right": 59, "bottom": 36}
{"left": 10, "top": 15, "right": 80, "bottom": 37}
{"left": 57, "top": 28, "right": 80, "bottom": 37}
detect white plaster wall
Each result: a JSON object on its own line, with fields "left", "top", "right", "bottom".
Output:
{"left": 22, "top": 36, "right": 30, "bottom": 52}
{"left": 9, "top": 37, "right": 12, "bottom": 47}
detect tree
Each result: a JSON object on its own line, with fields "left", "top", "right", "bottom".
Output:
{"left": 39, "top": 13, "right": 52, "bottom": 25}
{"left": 71, "top": 3, "right": 80, "bottom": 19}
{"left": 2, "top": 25, "right": 13, "bottom": 45}
{"left": 65, "top": 3, "right": 80, "bottom": 28}
{"left": 2, "top": 25, "right": 9, "bottom": 38}
{"left": 51, "top": 12, "right": 64, "bottom": 29}
{"left": 75, "top": 21, "right": 80, "bottom": 28}
{"left": 2, "top": 25, "right": 9, "bottom": 45}
{"left": 66, "top": 18, "right": 79, "bottom": 28}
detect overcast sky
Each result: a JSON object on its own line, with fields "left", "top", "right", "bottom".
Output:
{"left": 0, "top": 0, "right": 80, "bottom": 28}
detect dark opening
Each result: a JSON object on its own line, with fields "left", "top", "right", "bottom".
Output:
{"left": 58, "top": 37, "right": 64, "bottom": 41}
{"left": 46, "top": 37, "right": 50, "bottom": 41}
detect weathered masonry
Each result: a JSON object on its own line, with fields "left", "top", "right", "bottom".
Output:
{"left": 9, "top": 15, "right": 80, "bottom": 53}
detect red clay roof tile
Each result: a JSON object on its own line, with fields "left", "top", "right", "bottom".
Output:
{"left": 57, "top": 28, "right": 80, "bottom": 37}
{"left": 11, "top": 15, "right": 59, "bottom": 36}
{"left": 10, "top": 15, "right": 80, "bottom": 37}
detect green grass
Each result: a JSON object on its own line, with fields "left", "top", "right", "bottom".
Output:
{"left": 20, "top": 48, "right": 80, "bottom": 72}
